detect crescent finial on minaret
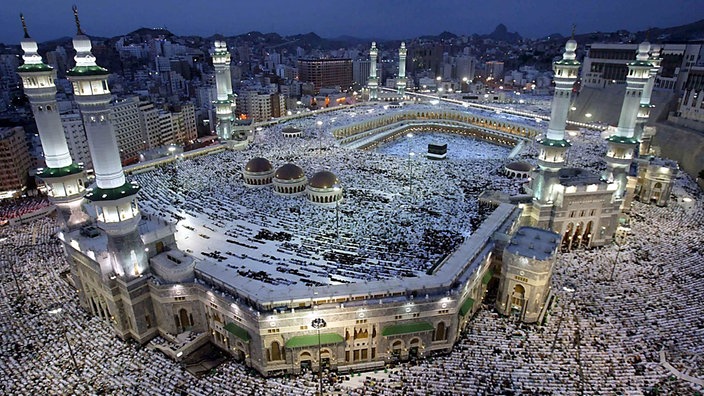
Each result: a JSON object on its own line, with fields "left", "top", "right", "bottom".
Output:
{"left": 20, "top": 13, "right": 30, "bottom": 39}
{"left": 645, "top": 28, "right": 651, "bottom": 42}
{"left": 571, "top": 24, "right": 576, "bottom": 40}
{"left": 72, "top": 5, "right": 84, "bottom": 35}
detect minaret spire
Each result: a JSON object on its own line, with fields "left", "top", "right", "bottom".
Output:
{"left": 603, "top": 40, "right": 653, "bottom": 199}
{"left": 68, "top": 12, "right": 147, "bottom": 278}
{"left": 17, "top": 13, "right": 88, "bottom": 229}
{"left": 72, "top": 5, "right": 84, "bottom": 35}
{"left": 528, "top": 37, "right": 580, "bottom": 227}
{"left": 396, "top": 42, "right": 408, "bottom": 97}
{"left": 571, "top": 24, "right": 576, "bottom": 40}
{"left": 367, "top": 42, "right": 379, "bottom": 101}
{"left": 212, "top": 39, "right": 237, "bottom": 141}
{"left": 20, "top": 13, "right": 30, "bottom": 39}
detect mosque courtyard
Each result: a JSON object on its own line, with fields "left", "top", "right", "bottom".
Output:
{"left": 0, "top": 101, "right": 702, "bottom": 395}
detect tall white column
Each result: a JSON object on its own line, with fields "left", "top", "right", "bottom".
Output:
{"left": 396, "top": 42, "right": 407, "bottom": 97}
{"left": 212, "top": 40, "right": 236, "bottom": 140}
{"left": 634, "top": 46, "right": 661, "bottom": 145}
{"left": 17, "top": 14, "right": 88, "bottom": 228}
{"left": 531, "top": 38, "right": 580, "bottom": 207}
{"left": 367, "top": 42, "right": 379, "bottom": 101}
{"left": 68, "top": 7, "right": 146, "bottom": 278}
{"left": 604, "top": 41, "right": 652, "bottom": 199}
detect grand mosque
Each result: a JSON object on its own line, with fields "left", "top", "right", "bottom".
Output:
{"left": 15, "top": 9, "right": 677, "bottom": 378}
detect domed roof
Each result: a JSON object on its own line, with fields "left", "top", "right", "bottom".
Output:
{"left": 506, "top": 161, "right": 533, "bottom": 172}
{"left": 309, "top": 171, "right": 340, "bottom": 189}
{"left": 245, "top": 157, "right": 273, "bottom": 173}
{"left": 274, "top": 163, "right": 305, "bottom": 180}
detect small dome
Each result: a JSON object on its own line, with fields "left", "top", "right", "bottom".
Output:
{"left": 274, "top": 163, "right": 305, "bottom": 180}
{"left": 309, "top": 171, "right": 340, "bottom": 189}
{"left": 565, "top": 39, "right": 577, "bottom": 53}
{"left": 245, "top": 157, "right": 273, "bottom": 173}
{"left": 506, "top": 161, "right": 532, "bottom": 173}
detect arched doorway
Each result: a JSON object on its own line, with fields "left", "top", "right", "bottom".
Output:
{"left": 571, "top": 222, "right": 584, "bottom": 250}
{"left": 651, "top": 182, "right": 663, "bottom": 203}
{"left": 561, "top": 223, "right": 574, "bottom": 252}
{"left": 320, "top": 348, "right": 331, "bottom": 370}
{"left": 510, "top": 284, "right": 525, "bottom": 317}
{"left": 299, "top": 351, "right": 312, "bottom": 371}
{"left": 409, "top": 338, "right": 421, "bottom": 359}
{"left": 391, "top": 340, "right": 403, "bottom": 361}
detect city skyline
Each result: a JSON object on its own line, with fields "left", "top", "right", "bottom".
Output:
{"left": 0, "top": 0, "right": 701, "bottom": 44}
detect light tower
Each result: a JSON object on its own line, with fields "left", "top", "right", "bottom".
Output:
{"left": 529, "top": 36, "right": 580, "bottom": 228}
{"left": 67, "top": 6, "right": 147, "bottom": 279}
{"left": 603, "top": 40, "right": 653, "bottom": 200}
{"left": 212, "top": 40, "right": 236, "bottom": 140}
{"left": 396, "top": 42, "right": 408, "bottom": 97}
{"left": 367, "top": 42, "right": 379, "bottom": 101}
{"left": 16, "top": 14, "right": 89, "bottom": 229}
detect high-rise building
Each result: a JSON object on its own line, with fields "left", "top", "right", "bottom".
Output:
{"left": 16, "top": 14, "right": 88, "bottom": 227}
{"left": 297, "top": 58, "right": 353, "bottom": 93}
{"left": 0, "top": 127, "right": 31, "bottom": 193}
{"left": 60, "top": 111, "right": 92, "bottom": 170}
{"left": 485, "top": 61, "right": 504, "bottom": 79}
{"left": 111, "top": 96, "right": 144, "bottom": 164}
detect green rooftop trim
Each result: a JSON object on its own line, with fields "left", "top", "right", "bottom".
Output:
{"left": 482, "top": 269, "right": 494, "bottom": 285}
{"left": 212, "top": 99, "right": 234, "bottom": 104}
{"left": 285, "top": 333, "right": 344, "bottom": 348}
{"left": 67, "top": 65, "right": 109, "bottom": 76}
{"left": 554, "top": 59, "right": 580, "bottom": 66}
{"left": 17, "top": 63, "right": 53, "bottom": 72}
{"left": 627, "top": 60, "right": 653, "bottom": 67}
{"left": 606, "top": 135, "right": 638, "bottom": 145}
{"left": 459, "top": 297, "right": 475, "bottom": 317}
{"left": 36, "top": 163, "right": 84, "bottom": 178}
{"left": 85, "top": 182, "right": 140, "bottom": 202}
{"left": 224, "top": 322, "right": 251, "bottom": 342}
{"left": 381, "top": 322, "right": 434, "bottom": 337}
{"left": 640, "top": 103, "right": 655, "bottom": 108}
{"left": 213, "top": 51, "right": 230, "bottom": 56}
{"left": 539, "top": 138, "right": 571, "bottom": 148}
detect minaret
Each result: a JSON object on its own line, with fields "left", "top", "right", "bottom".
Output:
{"left": 17, "top": 14, "right": 89, "bottom": 229}
{"left": 529, "top": 35, "right": 580, "bottom": 228}
{"left": 603, "top": 40, "right": 652, "bottom": 199}
{"left": 634, "top": 43, "right": 661, "bottom": 149}
{"left": 396, "top": 42, "right": 407, "bottom": 97}
{"left": 212, "top": 40, "right": 236, "bottom": 140}
{"left": 367, "top": 42, "right": 379, "bottom": 101}
{"left": 67, "top": 6, "right": 147, "bottom": 278}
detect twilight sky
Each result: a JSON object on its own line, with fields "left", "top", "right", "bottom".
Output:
{"left": 1, "top": 0, "right": 701, "bottom": 44}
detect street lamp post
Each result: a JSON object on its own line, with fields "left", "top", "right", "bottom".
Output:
{"left": 316, "top": 120, "right": 323, "bottom": 153}
{"left": 48, "top": 306, "right": 79, "bottom": 372}
{"left": 311, "top": 317, "right": 327, "bottom": 396}
{"left": 408, "top": 152, "right": 415, "bottom": 197}
{"left": 551, "top": 285, "right": 576, "bottom": 352}
{"left": 609, "top": 227, "right": 629, "bottom": 281}
{"left": 333, "top": 185, "right": 341, "bottom": 241}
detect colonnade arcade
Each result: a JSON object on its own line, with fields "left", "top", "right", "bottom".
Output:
{"left": 333, "top": 110, "right": 541, "bottom": 141}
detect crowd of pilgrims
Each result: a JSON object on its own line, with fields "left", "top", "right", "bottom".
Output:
{"left": 0, "top": 103, "right": 702, "bottom": 394}
{"left": 131, "top": 112, "right": 523, "bottom": 286}
{"left": 0, "top": 176, "right": 701, "bottom": 394}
